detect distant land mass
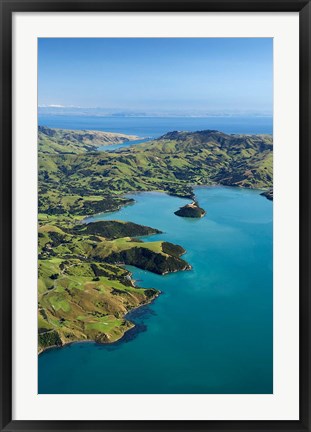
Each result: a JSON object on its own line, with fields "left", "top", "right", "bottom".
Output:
{"left": 38, "top": 125, "right": 139, "bottom": 154}
{"left": 38, "top": 106, "right": 273, "bottom": 118}
{"left": 38, "top": 126, "right": 273, "bottom": 352}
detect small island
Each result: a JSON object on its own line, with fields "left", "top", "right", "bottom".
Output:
{"left": 174, "top": 202, "right": 206, "bottom": 218}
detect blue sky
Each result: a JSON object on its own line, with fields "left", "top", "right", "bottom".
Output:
{"left": 38, "top": 38, "right": 273, "bottom": 116}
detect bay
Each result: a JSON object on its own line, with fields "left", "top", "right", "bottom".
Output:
{"left": 38, "top": 186, "right": 273, "bottom": 394}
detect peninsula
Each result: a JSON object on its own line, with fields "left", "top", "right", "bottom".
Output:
{"left": 261, "top": 188, "right": 273, "bottom": 201}
{"left": 38, "top": 220, "right": 190, "bottom": 353}
{"left": 38, "top": 125, "right": 140, "bottom": 154}
{"left": 38, "top": 127, "right": 273, "bottom": 353}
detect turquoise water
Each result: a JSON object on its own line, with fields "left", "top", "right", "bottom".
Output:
{"left": 38, "top": 187, "right": 273, "bottom": 394}
{"left": 38, "top": 115, "right": 273, "bottom": 137}
{"left": 97, "top": 138, "right": 152, "bottom": 152}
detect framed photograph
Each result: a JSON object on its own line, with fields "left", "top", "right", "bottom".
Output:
{"left": 1, "top": 0, "right": 310, "bottom": 431}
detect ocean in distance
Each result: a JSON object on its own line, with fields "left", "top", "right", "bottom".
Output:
{"left": 38, "top": 114, "right": 273, "bottom": 137}
{"left": 38, "top": 186, "right": 273, "bottom": 394}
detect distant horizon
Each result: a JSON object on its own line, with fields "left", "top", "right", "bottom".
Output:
{"left": 38, "top": 106, "right": 273, "bottom": 118}
{"left": 38, "top": 111, "right": 273, "bottom": 119}
{"left": 37, "top": 109, "right": 273, "bottom": 136}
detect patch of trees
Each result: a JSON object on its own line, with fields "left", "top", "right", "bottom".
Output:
{"left": 38, "top": 330, "right": 62, "bottom": 348}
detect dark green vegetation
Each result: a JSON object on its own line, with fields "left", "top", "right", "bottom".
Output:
{"left": 261, "top": 188, "right": 273, "bottom": 201}
{"left": 72, "top": 220, "right": 161, "bottom": 239}
{"left": 101, "top": 244, "right": 191, "bottom": 275}
{"left": 38, "top": 127, "right": 272, "bottom": 352}
{"left": 174, "top": 202, "right": 206, "bottom": 218}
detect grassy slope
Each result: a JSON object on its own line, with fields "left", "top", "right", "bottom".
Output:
{"left": 38, "top": 222, "right": 188, "bottom": 352}
{"left": 38, "top": 126, "right": 139, "bottom": 155}
{"left": 39, "top": 129, "right": 273, "bottom": 217}
{"left": 38, "top": 127, "right": 273, "bottom": 352}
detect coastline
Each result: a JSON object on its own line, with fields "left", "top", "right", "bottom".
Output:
{"left": 38, "top": 288, "right": 161, "bottom": 356}
{"left": 38, "top": 185, "right": 270, "bottom": 355}
{"left": 81, "top": 184, "right": 271, "bottom": 224}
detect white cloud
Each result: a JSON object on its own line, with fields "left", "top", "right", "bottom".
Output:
{"left": 38, "top": 104, "right": 82, "bottom": 108}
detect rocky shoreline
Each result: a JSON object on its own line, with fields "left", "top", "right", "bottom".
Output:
{"left": 38, "top": 287, "right": 161, "bottom": 355}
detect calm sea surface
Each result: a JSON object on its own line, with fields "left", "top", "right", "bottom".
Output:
{"left": 38, "top": 114, "right": 273, "bottom": 137}
{"left": 38, "top": 187, "right": 273, "bottom": 394}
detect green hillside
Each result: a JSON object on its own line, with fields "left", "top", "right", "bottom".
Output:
{"left": 38, "top": 126, "right": 139, "bottom": 154}
{"left": 38, "top": 222, "right": 189, "bottom": 352}
{"left": 38, "top": 127, "right": 273, "bottom": 352}
{"left": 39, "top": 129, "right": 273, "bottom": 218}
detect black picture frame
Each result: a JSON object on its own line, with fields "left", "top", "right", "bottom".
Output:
{"left": 1, "top": 1, "right": 310, "bottom": 431}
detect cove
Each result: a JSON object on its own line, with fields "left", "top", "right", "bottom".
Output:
{"left": 38, "top": 186, "right": 273, "bottom": 394}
